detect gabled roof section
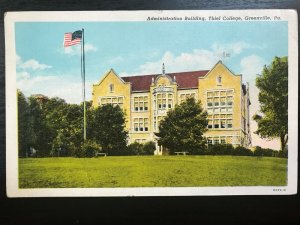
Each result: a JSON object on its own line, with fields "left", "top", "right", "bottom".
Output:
{"left": 200, "top": 60, "right": 239, "bottom": 79}
{"left": 122, "top": 70, "right": 208, "bottom": 92}
{"left": 93, "top": 68, "right": 126, "bottom": 86}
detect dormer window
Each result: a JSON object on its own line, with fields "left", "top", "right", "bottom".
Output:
{"left": 109, "top": 84, "right": 114, "bottom": 93}
{"left": 217, "top": 75, "right": 222, "bottom": 85}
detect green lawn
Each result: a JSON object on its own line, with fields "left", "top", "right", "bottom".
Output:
{"left": 19, "top": 156, "right": 287, "bottom": 188}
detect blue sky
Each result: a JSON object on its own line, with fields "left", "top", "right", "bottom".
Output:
{"left": 15, "top": 21, "right": 288, "bottom": 149}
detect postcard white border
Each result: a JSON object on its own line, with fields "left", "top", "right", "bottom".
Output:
{"left": 5, "top": 10, "right": 298, "bottom": 197}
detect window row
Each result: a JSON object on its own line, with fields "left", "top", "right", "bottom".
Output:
{"left": 155, "top": 93, "right": 173, "bottom": 110}
{"left": 207, "top": 136, "right": 239, "bottom": 145}
{"left": 207, "top": 114, "right": 232, "bottom": 119}
{"left": 134, "top": 96, "right": 149, "bottom": 111}
{"left": 207, "top": 96, "right": 233, "bottom": 107}
{"left": 133, "top": 118, "right": 149, "bottom": 132}
{"left": 179, "top": 93, "right": 196, "bottom": 103}
{"left": 207, "top": 90, "right": 233, "bottom": 98}
{"left": 207, "top": 119, "right": 233, "bottom": 129}
{"left": 99, "top": 97, "right": 123, "bottom": 107}
{"left": 207, "top": 107, "right": 232, "bottom": 114}
{"left": 207, "top": 136, "right": 227, "bottom": 145}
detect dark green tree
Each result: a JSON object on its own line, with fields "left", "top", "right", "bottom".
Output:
{"left": 156, "top": 97, "right": 208, "bottom": 154}
{"left": 17, "top": 90, "right": 31, "bottom": 157}
{"left": 49, "top": 102, "right": 83, "bottom": 156}
{"left": 253, "top": 57, "right": 288, "bottom": 151}
{"left": 90, "top": 104, "right": 128, "bottom": 155}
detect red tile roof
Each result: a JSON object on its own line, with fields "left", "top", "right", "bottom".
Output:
{"left": 121, "top": 70, "right": 209, "bottom": 92}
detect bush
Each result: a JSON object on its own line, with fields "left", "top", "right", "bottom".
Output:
{"left": 127, "top": 142, "right": 144, "bottom": 155}
{"left": 278, "top": 149, "right": 288, "bottom": 158}
{"left": 127, "top": 141, "right": 157, "bottom": 155}
{"left": 206, "top": 144, "right": 234, "bottom": 155}
{"left": 233, "top": 146, "right": 253, "bottom": 156}
{"left": 253, "top": 146, "right": 275, "bottom": 157}
{"left": 76, "top": 140, "right": 101, "bottom": 158}
{"left": 143, "top": 141, "right": 156, "bottom": 155}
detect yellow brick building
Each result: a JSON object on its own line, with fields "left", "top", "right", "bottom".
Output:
{"left": 92, "top": 61, "right": 251, "bottom": 155}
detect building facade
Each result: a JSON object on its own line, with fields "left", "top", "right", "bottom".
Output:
{"left": 92, "top": 61, "right": 251, "bottom": 154}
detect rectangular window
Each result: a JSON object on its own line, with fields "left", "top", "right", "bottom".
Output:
{"left": 162, "top": 99, "right": 166, "bottom": 109}
{"left": 227, "top": 90, "right": 233, "bottom": 96}
{"left": 214, "top": 119, "right": 219, "bottom": 128}
{"left": 134, "top": 120, "right": 138, "bottom": 131}
{"left": 227, "top": 119, "right": 233, "bottom": 128}
{"left": 133, "top": 96, "right": 149, "bottom": 111}
{"left": 227, "top": 96, "right": 233, "bottom": 106}
{"left": 221, "top": 108, "right": 226, "bottom": 113}
{"left": 221, "top": 137, "right": 226, "bottom": 144}
{"left": 180, "top": 93, "right": 196, "bottom": 103}
{"left": 157, "top": 93, "right": 173, "bottom": 109}
{"left": 100, "top": 97, "right": 123, "bottom": 108}
{"left": 208, "top": 120, "right": 213, "bottom": 129}
{"left": 133, "top": 118, "right": 150, "bottom": 132}
{"left": 226, "top": 114, "right": 233, "bottom": 119}
{"left": 207, "top": 138, "right": 213, "bottom": 145}
{"left": 221, "top": 120, "right": 226, "bottom": 128}
{"left": 220, "top": 97, "right": 226, "bottom": 106}
{"left": 214, "top": 138, "right": 219, "bottom": 144}
{"left": 214, "top": 97, "right": 219, "bottom": 106}
{"left": 214, "top": 108, "right": 220, "bottom": 113}
{"left": 207, "top": 98, "right": 213, "bottom": 107}
{"left": 144, "top": 118, "right": 149, "bottom": 131}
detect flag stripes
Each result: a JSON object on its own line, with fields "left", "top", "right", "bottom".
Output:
{"left": 64, "top": 32, "right": 81, "bottom": 47}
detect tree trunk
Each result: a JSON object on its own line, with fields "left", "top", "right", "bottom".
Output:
{"left": 280, "top": 133, "right": 288, "bottom": 151}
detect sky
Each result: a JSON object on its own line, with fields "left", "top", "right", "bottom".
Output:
{"left": 15, "top": 21, "right": 288, "bottom": 150}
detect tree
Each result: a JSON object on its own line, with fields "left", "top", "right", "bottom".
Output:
{"left": 253, "top": 57, "right": 288, "bottom": 151}
{"left": 27, "top": 95, "right": 52, "bottom": 156}
{"left": 90, "top": 104, "right": 128, "bottom": 155}
{"left": 156, "top": 97, "right": 208, "bottom": 154}
{"left": 17, "top": 90, "right": 31, "bottom": 157}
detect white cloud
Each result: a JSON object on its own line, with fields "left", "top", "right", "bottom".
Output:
{"left": 212, "top": 41, "right": 265, "bottom": 58}
{"left": 17, "top": 71, "right": 91, "bottom": 104}
{"left": 85, "top": 43, "right": 97, "bottom": 52}
{"left": 108, "top": 56, "right": 124, "bottom": 64}
{"left": 16, "top": 54, "right": 51, "bottom": 71}
{"left": 121, "top": 49, "right": 219, "bottom": 76}
{"left": 212, "top": 41, "right": 251, "bottom": 55}
{"left": 120, "top": 41, "right": 260, "bottom": 77}
{"left": 20, "top": 59, "right": 52, "bottom": 70}
{"left": 240, "top": 54, "right": 266, "bottom": 82}
{"left": 61, "top": 43, "right": 97, "bottom": 56}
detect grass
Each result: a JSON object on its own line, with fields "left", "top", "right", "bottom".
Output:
{"left": 19, "top": 156, "right": 287, "bottom": 188}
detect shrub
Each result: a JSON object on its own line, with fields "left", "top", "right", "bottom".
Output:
{"left": 253, "top": 146, "right": 275, "bottom": 157}
{"left": 127, "top": 141, "right": 157, "bottom": 155}
{"left": 278, "top": 149, "right": 288, "bottom": 158}
{"left": 206, "top": 144, "right": 234, "bottom": 155}
{"left": 233, "top": 146, "right": 253, "bottom": 156}
{"left": 143, "top": 141, "right": 156, "bottom": 155}
{"left": 127, "top": 142, "right": 144, "bottom": 155}
{"left": 76, "top": 140, "right": 101, "bottom": 158}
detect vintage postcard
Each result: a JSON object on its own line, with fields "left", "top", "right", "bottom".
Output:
{"left": 5, "top": 10, "right": 298, "bottom": 197}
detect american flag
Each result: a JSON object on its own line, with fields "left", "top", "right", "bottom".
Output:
{"left": 63, "top": 30, "right": 82, "bottom": 47}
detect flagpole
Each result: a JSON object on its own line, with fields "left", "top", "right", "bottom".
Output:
{"left": 82, "top": 28, "right": 87, "bottom": 141}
